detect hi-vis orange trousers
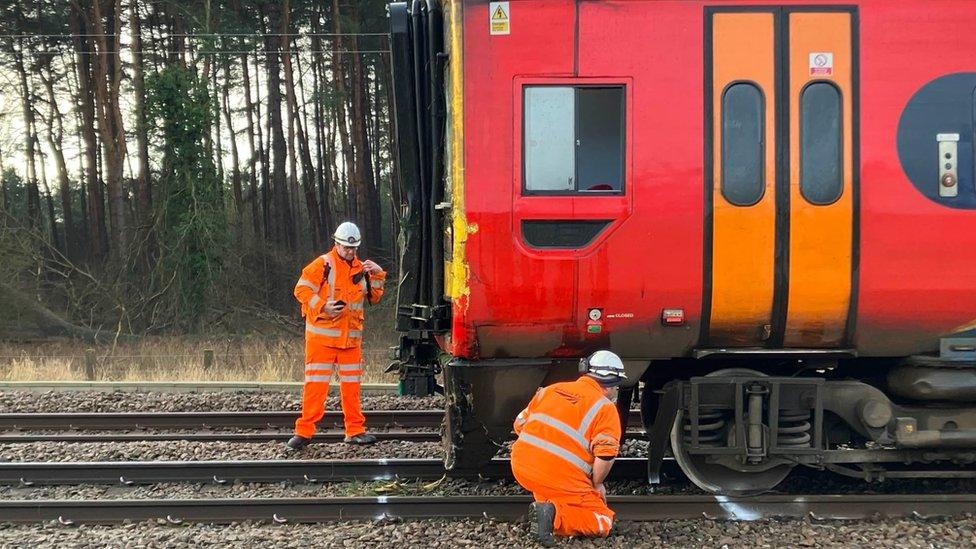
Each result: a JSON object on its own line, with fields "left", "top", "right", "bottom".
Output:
{"left": 294, "top": 344, "right": 365, "bottom": 438}
{"left": 513, "top": 469, "right": 615, "bottom": 537}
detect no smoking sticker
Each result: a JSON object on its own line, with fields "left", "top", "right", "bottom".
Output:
{"left": 809, "top": 52, "right": 833, "bottom": 76}
{"left": 489, "top": 1, "right": 510, "bottom": 35}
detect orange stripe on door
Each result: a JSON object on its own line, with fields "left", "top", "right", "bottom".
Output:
{"left": 784, "top": 12, "right": 853, "bottom": 347}
{"left": 708, "top": 13, "right": 777, "bottom": 346}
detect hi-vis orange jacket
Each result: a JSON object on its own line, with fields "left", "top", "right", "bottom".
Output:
{"left": 511, "top": 376, "right": 621, "bottom": 494}
{"left": 293, "top": 247, "right": 386, "bottom": 349}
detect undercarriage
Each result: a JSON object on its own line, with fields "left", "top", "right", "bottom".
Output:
{"left": 442, "top": 340, "right": 976, "bottom": 495}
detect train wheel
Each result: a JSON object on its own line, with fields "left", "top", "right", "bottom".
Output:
{"left": 669, "top": 368, "right": 794, "bottom": 496}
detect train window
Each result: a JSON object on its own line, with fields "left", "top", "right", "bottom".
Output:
{"left": 577, "top": 88, "right": 624, "bottom": 192}
{"left": 800, "top": 82, "right": 843, "bottom": 205}
{"left": 721, "top": 82, "right": 765, "bottom": 206}
{"left": 524, "top": 87, "right": 576, "bottom": 191}
{"left": 523, "top": 85, "right": 625, "bottom": 194}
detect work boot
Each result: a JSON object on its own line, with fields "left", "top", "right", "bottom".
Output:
{"left": 344, "top": 432, "right": 378, "bottom": 444}
{"left": 528, "top": 501, "right": 556, "bottom": 547}
{"left": 286, "top": 435, "right": 311, "bottom": 451}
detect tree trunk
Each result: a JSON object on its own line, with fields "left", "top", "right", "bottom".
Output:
{"left": 210, "top": 54, "right": 224, "bottom": 197}
{"left": 12, "top": 48, "right": 37, "bottom": 225}
{"left": 68, "top": 47, "right": 92, "bottom": 250}
{"left": 263, "top": 1, "right": 294, "bottom": 249}
{"left": 221, "top": 55, "right": 244, "bottom": 244}
{"left": 35, "top": 118, "right": 62, "bottom": 251}
{"left": 130, "top": 0, "right": 152, "bottom": 234}
{"left": 0, "top": 280, "right": 130, "bottom": 342}
{"left": 41, "top": 67, "right": 74, "bottom": 256}
{"left": 73, "top": 3, "right": 108, "bottom": 260}
{"left": 330, "top": 0, "right": 356, "bottom": 226}
{"left": 329, "top": 107, "right": 346, "bottom": 221}
{"left": 13, "top": 46, "right": 42, "bottom": 232}
{"left": 344, "top": 1, "right": 381, "bottom": 255}
{"left": 310, "top": 10, "right": 335, "bottom": 237}
{"left": 0, "top": 139, "right": 7, "bottom": 212}
{"left": 380, "top": 52, "right": 402, "bottom": 241}
{"left": 84, "top": 0, "right": 128, "bottom": 258}
{"left": 279, "top": 5, "right": 304, "bottom": 250}
{"left": 253, "top": 54, "right": 271, "bottom": 240}
{"left": 240, "top": 50, "right": 262, "bottom": 241}
{"left": 281, "top": 18, "right": 323, "bottom": 251}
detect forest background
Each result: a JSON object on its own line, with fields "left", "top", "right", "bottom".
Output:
{"left": 0, "top": 0, "right": 403, "bottom": 382}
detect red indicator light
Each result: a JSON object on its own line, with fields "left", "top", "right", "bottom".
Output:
{"left": 662, "top": 308, "right": 685, "bottom": 325}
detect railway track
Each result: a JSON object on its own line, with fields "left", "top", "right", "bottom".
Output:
{"left": 0, "top": 458, "right": 657, "bottom": 485}
{"left": 0, "top": 430, "right": 443, "bottom": 443}
{"left": 0, "top": 410, "right": 447, "bottom": 431}
{"left": 0, "top": 409, "right": 645, "bottom": 443}
{"left": 0, "top": 409, "right": 646, "bottom": 431}
{"left": 3, "top": 493, "right": 975, "bottom": 524}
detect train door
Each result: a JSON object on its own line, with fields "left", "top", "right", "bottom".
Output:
{"left": 703, "top": 7, "right": 857, "bottom": 348}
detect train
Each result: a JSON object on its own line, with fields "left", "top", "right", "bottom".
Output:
{"left": 387, "top": 0, "right": 976, "bottom": 495}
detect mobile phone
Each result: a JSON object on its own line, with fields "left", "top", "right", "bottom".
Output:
{"left": 334, "top": 300, "right": 347, "bottom": 309}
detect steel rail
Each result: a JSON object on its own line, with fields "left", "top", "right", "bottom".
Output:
{"left": 0, "top": 430, "right": 443, "bottom": 443}
{"left": 0, "top": 458, "right": 655, "bottom": 486}
{"left": 0, "top": 410, "right": 645, "bottom": 431}
{"left": 0, "top": 381, "right": 397, "bottom": 394}
{"left": 0, "top": 410, "right": 445, "bottom": 431}
{"left": 0, "top": 430, "right": 647, "bottom": 444}
{"left": 3, "top": 494, "right": 975, "bottom": 524}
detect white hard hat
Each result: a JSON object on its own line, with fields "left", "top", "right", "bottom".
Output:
{"left": 334, "top": 222, "right": 362, "bottom": 247}
{"left": 580, "top": 350, "right": 628, "bottom": 387}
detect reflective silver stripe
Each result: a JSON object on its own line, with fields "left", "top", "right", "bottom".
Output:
{"left": 297, "top": 278, "right": 319, "bottom": 292}
{"left": 321, "top": 254, "right": 336, "bottom": 301}
{"left": 339, "top": 363, "right": 361, "bottom": 372}
{"left": 348, "top": 330, "right": 363, "bottom": 338}
{"left": 527, "top": 413, "right": 589, "bottom": 451}
{"left": 305, "top": 375, "right": 332, "bottom": 382}
{"left": 517, "top": 432, "right": 592, "bottom": 476}
{"left": 304, "top": 362, "right": 334, "bottom": 372}
{"left": 306, "top": 323, "right": 341, "bottom": 337}
{"left": 339, "top": 375, "right": 361, "bottom": 383}
{"left": 309, "top": 295, "right": 322, "bottom": 309}
{"left": 371, "top": 279, "right": 384, "bottom": 288}
{"left": 579, "top": 398, "right": 613, "bottom": 437}
{"left": 348, "top": 301, "right": 364, "bottom": 310}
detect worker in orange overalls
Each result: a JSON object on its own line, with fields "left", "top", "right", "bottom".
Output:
{"left": 286, "top": 221, "right": 387, "bottom": 450}
{"left": 511, "top": 350, "right": 626, "bottom": 545}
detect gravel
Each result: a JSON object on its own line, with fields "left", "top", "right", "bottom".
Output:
{"left": 0, "top": 390, "right": 444, "bottom": 413}
{"left": 0, "top": 435, "right": 652, "bottom": 464}
{"left": 0, "top": 440, "right": 442, "bottom": 462}
{"left": 1, "top": 515, "right": 974, "bottom": 548}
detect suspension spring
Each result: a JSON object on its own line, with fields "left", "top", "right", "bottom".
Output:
{"left": 777, "top": 409, "right": 812, "bottom": 448}
{"left": 683, "top": 410, "right": 727, "bottom": 447}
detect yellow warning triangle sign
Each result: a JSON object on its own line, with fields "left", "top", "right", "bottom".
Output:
{"left": 492, "top": 5, "right": 508, "bottom": 20}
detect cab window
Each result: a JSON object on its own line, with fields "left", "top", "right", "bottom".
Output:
{"left": 523, "top": 86, "right": 625, "bottom": 194}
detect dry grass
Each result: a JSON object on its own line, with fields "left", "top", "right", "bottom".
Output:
{"left": 0, "top": 301, "right": 400, "bottom": 384}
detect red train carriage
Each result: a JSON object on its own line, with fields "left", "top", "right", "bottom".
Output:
{"left": 389, "top": 0, "right": 976, "bottom": 494}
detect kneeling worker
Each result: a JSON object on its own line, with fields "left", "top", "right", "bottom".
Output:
{"left": 287, "top": 222, "right": 386, "bottom": 450}
{"left": 511, "top": 350, "right": 626, "bottom": 545}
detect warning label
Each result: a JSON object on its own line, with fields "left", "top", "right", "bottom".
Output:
{"left": 489, "top": 1, "right": 510, "bottom": 35}
{"left": 809, "top": 52, "right": 833, "bottom": 76}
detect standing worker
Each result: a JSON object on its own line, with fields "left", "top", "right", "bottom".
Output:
{"left": 511, "top": 350, "right": 626, "bottom": 545}
{"left": 287, "top": 222, "right": 387, "bottom": 450}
